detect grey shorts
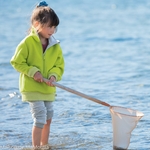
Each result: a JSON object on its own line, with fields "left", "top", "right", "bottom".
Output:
{"left": 29, "top": 101, "right": 54, "bottom": 128}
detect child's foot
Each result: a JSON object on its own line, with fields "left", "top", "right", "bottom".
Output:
{"left": 40, "top": 144, "right": 51, "bottom": 150}
{"left": 22, "top": 144, "right": 51, "bottom": 150}
{"left": 22, "top": 147, "right": 33, "bottom": 150}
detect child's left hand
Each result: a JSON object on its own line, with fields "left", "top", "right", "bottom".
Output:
{"left": 44, "top": 76, "right": 56, "bottom": 86}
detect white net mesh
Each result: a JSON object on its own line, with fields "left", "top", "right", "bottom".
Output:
{"left": 110, "top": 106, "right": 144, "bottom": 149}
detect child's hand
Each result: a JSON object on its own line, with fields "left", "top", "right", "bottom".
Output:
{"left": 33, "top": 71, "right": 43, "bottom": 82}
{"left": 44, "top": 76, "right": 56, "bottom": 86}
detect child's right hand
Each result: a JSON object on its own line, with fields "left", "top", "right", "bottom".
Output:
{"left": 33, "top": 71, "right": 43, "bottom": 82}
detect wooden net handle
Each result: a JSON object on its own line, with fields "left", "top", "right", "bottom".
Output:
{"left": 43, "top": 78, "right": 110, "bottom": 107}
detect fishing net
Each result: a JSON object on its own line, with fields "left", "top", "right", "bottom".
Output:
{"left": 110, "top": 106, "right": 144, "bottom": 150}
{"left": 43, "top": 79, "right": 144, "bottom": 149}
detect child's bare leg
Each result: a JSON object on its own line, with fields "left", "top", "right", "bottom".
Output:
{"left": 32, "top": 126, "right": 42, "bottom": 148}
{"left": 40, "top": 119, "right": 52, "bottom": 145}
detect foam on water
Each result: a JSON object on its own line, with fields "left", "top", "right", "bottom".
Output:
{"left": 0, "top": 0, "right": 150, "bottom": 149}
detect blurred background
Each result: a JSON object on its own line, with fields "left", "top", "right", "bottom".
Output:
{"left": 0, "top": 0, "right": 150, "bottom": 149}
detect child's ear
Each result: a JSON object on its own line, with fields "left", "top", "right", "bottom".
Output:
{"left": 33, "top": 21, "right": 42, "bottom": 32}
{"left": 33, "top": 21, "right": 40, "bottom": 27}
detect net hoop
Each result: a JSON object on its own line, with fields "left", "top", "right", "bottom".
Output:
{"left": 110, "top": 106, "right": 144, "bottom": 118}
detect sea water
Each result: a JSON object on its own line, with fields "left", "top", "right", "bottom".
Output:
{"left": 0, "top": 0, "right": 150, "bottom": 149}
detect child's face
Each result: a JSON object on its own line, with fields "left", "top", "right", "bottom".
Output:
{"left": 38, "top": 24, "right": 57, "bottom": 39}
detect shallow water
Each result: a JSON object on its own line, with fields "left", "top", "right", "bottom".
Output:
{"left": 0, "top": 0, "right": 150, "bottom": 149}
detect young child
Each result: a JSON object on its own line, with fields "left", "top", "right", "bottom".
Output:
{"left": 10, "top": 1, "right": 64, "bottom": 149}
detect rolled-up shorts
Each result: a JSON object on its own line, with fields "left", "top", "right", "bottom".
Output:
{"left": 29, "top": 101, "right": 54, "bottom": 128}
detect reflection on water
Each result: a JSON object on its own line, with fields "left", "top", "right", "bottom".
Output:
{"left": 0, "top": 0, "right": 150, "bottom": 149}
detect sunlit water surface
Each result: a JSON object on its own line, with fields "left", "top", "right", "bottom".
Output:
{"left": 0, "top": 0, "right": 150, "bottom": 149}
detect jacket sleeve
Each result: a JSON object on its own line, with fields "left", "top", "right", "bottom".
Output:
{"left": 48, "top": 47, "right": 65, "bottom": 81}
{"left": 10, "top": 41, "right": 40, "bottom": 77}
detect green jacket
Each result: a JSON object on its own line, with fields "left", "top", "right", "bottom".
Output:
{"left": 10, "top": 28, "right": 65, "bottom": 102}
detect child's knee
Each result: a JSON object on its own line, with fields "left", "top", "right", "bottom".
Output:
{"left": 45, "top": 102, "right": 54, "bottom": 120}
{"left": 47, "top": 109, "right": 53, "bottom": 120}
{"left": 29, "top": 101, "right": 47, "bottom": 128}
{"left": 33, "top": 108, "right": 47, "bottom": 128}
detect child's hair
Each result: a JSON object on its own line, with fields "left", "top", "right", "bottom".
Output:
{"left": 29, "top": 1, "right": 59, "bottom": 32}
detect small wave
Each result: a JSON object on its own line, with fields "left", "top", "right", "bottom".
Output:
{"left": 110, "top": 37, "right": 140, "bottom": 42}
